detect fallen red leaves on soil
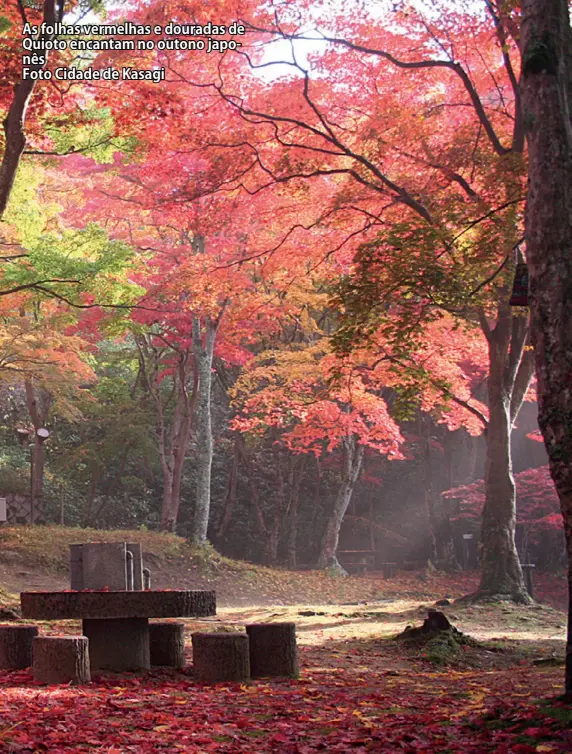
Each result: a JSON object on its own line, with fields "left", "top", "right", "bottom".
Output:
{"left": 1, "top": 641, "right": 570, "bottom": 753}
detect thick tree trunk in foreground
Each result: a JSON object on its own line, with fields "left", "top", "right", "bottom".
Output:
{"left": 521, "top": 0, "right": 572, "bottom": 695}
{"left": 0, "top": 0, "right": 63, "bottom": 220}
{"left": 317, "top": 436, "right": 364, "bottom": 569}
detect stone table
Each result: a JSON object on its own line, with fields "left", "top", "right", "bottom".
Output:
{"left": 21, "top": 590, "right": 216, "bottom": 671}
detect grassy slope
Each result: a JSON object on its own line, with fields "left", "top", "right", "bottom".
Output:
{"left": 0, "top": 525, "right": 567, "bottom": 609}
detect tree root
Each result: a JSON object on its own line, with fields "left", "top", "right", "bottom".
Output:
{"left": 455, "top": 589, "right": 532, "bottom": 606}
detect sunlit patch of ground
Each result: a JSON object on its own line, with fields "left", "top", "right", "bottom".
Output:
{"left": 210, "top": 597, "right": 567, "bottom": 657}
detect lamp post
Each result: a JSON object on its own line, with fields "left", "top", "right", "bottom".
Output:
{"left": 30, "top": 428, "right": 50, "bottom": 524}
{"left": 16, "top": 426, "right": 50, "bottom": 524}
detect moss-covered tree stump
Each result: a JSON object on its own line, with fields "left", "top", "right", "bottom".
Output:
{"left": 0, "top": 624, "right": 38, "bottom": 669}
{"left": 150, "top": 622, "right": 185, "bottom": 668}
{"left": 83, "top": 618, "right": 150, "bottom": 671}
{"left": 246, "top": 622, "right": 299, "bottom": 678}
{"left": 192, "top": 632, "right": 250, "bottom": 683}
{"left": 396, "top": 610, "right": 477, "bottom": 665}
{"left": 32, "top": 636, "right": 90, "bottom": 684}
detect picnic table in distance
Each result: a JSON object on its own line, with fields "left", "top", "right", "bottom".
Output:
{"left": 21, "top": 589, "right": 216, "bottom": 671}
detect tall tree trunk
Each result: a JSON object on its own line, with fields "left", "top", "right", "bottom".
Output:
{"left": 317, "top": 436, "right": 364, "bottom": 569}
{"left": 475, "top": 308, "right": 535, "bottom": 602}
{"left": 190, "top": 317, "right": 217, "bottom": 544}
{"left": 286, "top": 456, "right": 305, "bottom": 569}
{"left": 437, "top": 431, "right": 462, "bottom": 572}
{"left": 24, "top": 381, "right": 51, "bottom": 524}
{"left": 0, "top": 0, "right": 63, "bottom": 219}
{"left": 265, "top": 443, "right": 285, "bottom": 564}
{"left": 421, "top": 414, "right": 438, "bottom": 566}
{"left": 479, "top": 348, "right": 526, "bottom": 599}
{"left": 521, "top": 0, "right": 572, "bottom": 695}
{"left": 82, "top": 466, "right": 100, "bottom": 528}
{"left": 136, "top": 336, "right": 195, "bottom": 533}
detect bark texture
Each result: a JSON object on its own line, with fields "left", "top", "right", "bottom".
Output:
{"left": 0, "top": 0, "right": 64, "bottom": 220}
{"left": 246, "top": 623, "right": 299, "bottom": 678}
{"left": 191, "top": 315, "right": 217, "bottom": 544}
{"left": 0, "top": 624, "right": 38, "bottom": 669}
{"left": 475, "top": 308, "right": 534, "bottom": 602}
{"left": 191, "top": 632, "right": 250, "bottom": 683}
{"left": 521, "top": 0, "right": 572, "bottom": 694}
{"left": 83, "top": 618, "right": 150, "bottom": 672}
{"left": 136, "top": 334, "right": 196, "bottom": 532}
{"left": 24, "top": 382, "right": 52, "bottom": 524}
{"left": 149, "top": 621, "right": 186, "bottom": 668}
{"left": 32, "top": 636, "right": 90, "bottom": 684}
{"left": 317, "top": 436, "right": 364, "bottom": 569}
{"left": 21, "top": 589, "right": 216, "bottom": 620}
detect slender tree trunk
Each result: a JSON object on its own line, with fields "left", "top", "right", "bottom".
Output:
{"left": 437, "top": 431, "right": 461, "bottom": 572}
{"left": 521, "top": 0, "right": 572, "bottom": 695}
{"left": 24, "top": 381, "right": 51, "bottom": 524}
{"left": 421, "top": 414, "right": 439, "bottom": 566}
{"left": 286, "top": 470, "right": 302, "bottom": 569}
{"left": 317, "top": 437, "right": 364, "bottom": 569}
{"left": 236, "top": 436, "right": 268, "bottom": 542}
{"left": 136, "top": 336, "right": 195, "bottom": 533}
{"left": 265, "top": 444, "right": 285, "bottom": 564}
{"left": 190, "top": 317, "right": 217, "bottom": 544}
{"left": 82, "top": 466, "right": 101, "bottom": 528}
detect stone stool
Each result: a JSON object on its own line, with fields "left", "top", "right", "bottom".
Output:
{"left": 150, "top": 622, "right": 185, "bottom": 668}
{"left": 32, "top": 636, "right": 90, "bottom": 684}
{"left": 192, "top": 632, "right": 250, "bottom": 683}
{"left": 0, "top": 624, "right": 38, "bottom": 669}
{"left": 246, "top": 622, "right": 299, "bottom": 678}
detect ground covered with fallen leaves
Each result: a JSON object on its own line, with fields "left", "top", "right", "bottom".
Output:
{"left": 0, "top": 598, "right": 570, "bottom": 752}
{"left": 0, "top": 527, "right": 570, "bottom": 752}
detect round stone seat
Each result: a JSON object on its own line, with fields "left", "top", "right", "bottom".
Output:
{"left": 20, "top": 590, "right": 216, "bottom": 620}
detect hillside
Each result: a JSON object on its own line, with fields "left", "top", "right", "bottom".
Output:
{"left": 0, "top": 525, "right": 567, "bottom": 610}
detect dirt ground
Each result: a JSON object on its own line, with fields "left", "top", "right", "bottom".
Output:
{"left": 0, "top": 541, "right": 570, "bottom": 752}
{"left": 1, "top": 547, "right": 567, "bottom": 670}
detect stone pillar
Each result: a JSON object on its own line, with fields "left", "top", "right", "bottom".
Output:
{"left": 82, "top": 542, "right": 128, "bottom": 590}
{"left": 32, "top": 636, "right": 90, "bottom": 684}
{"left": 82, "top": 618, "right": 150, "bottom": 671}
{"left": 150, "top": 622, "right": 185, "bottom": 667}
{"left": 69, "top": 544, "right": 84, "bottom": 590}
{"left": 0, "top": 624, "right": 38, "bottom": 669}
{"left": 192, "top": 633, "right": 250, "bottom": 683}
{"left": 246, "top": 623, "right": 299, "bottom": 678}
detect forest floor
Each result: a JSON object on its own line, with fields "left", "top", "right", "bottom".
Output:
{"left": 0, "top": 526, "right": 570, "bottom": 752}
